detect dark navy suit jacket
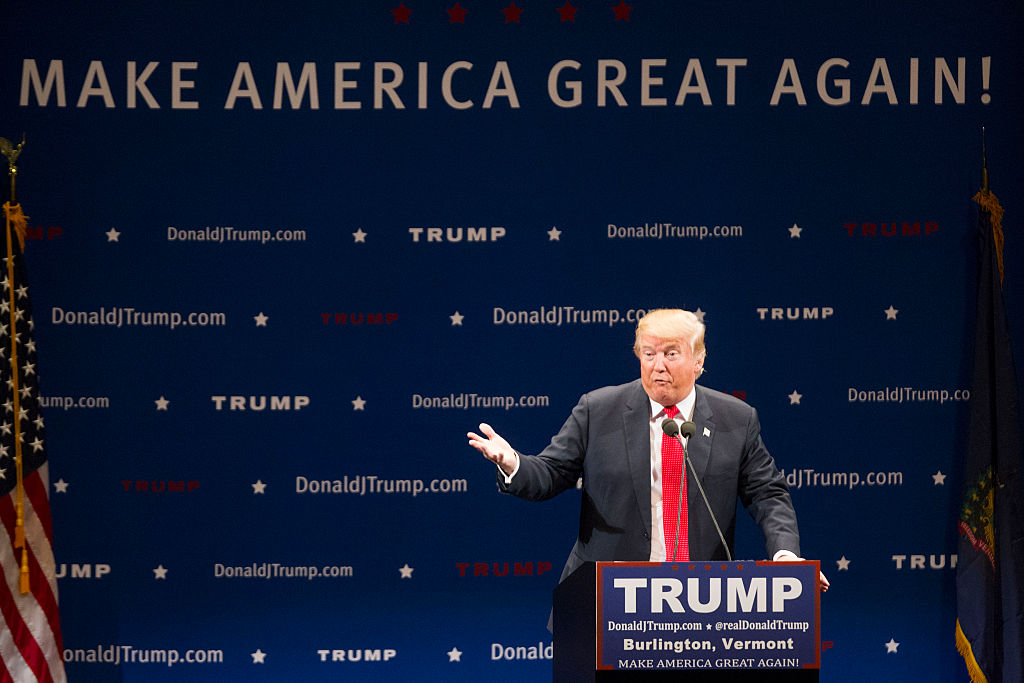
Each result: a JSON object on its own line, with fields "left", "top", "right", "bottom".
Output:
{"left": 499, "top": 380, "right": 801, "bottom": 583}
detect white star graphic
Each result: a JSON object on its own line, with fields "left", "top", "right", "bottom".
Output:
{"left": 153, "top": 565, "right": 168, "bottom": 579}
{"left": 450, "top": 311, "right": 464, "bottom": 326}
{"left": 547, "top": 226, "right": 562, "bottom": 241}
{"left": 447, "top": 647, "right": 462, "bottom": 662}
{"left": 251, "top": 649, "right": 267, "bottom": 664}
{"left": 106, "top": 227, "right": 121, "bottom": 242}
{"left": 54, "top": 478, "right": 69, "bottom": 493}
{"left": 29, "top": 436, "right": 44, "bottom": 452}
{"left": 836, "top": 556, "right": 850, "bottom": 571}
{"left": 352, "top": 396, "right": 367, "bottom": 411}
{"left": 252, "top": 480, "right": 267, "bottom": 494}
{"left": 788, "top": 390, "right": 802, "bottom": 405}
{"left": 885, "top": 305, "right": 899, "bottom": 320}
{"left": 932, "top": 471, "right": 947, "bottom": 485}
{"left": 399, "top": 564, "right": 414, "bottom": 579}
{"left": 154, "top": 396, "right": 170, "bottom": 410}
{"left": 885, "top": 638, "right": 899, "bottom": 653}
{"left": 254, "top": 312, "right": 268, "bottom": 327}
{"left": 353, "top": 228, "right": 367, "bottom": 243}
{"left": 789, "top": 223, "right": 802, "bottom": 238}
{"left": 693, "top": 308, "right": 706, "bottom": 323}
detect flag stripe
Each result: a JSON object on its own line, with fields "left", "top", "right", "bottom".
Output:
{"left": 22, "top": 495, "right": 64, "bottom": 674}
{"left": 0, "top": 651, "right": 20, "bottom": 683}
{"left": 23, "top": 467, "right": 53, "bottom": 548}
{"left": 0, "top": 508, "right": 49, "bottom": 683}
{"left": 0, "top": 487, "right": 62, "bottom": 683}
{"left": 23, "top": 469, "right": 59, "bottom": 603}
{"left": 0, "top": 625, "right": 34, "bottom": 683}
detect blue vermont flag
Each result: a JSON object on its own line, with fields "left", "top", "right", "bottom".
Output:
{"left": 955, "top": 186, "right": 1024, "bottom": 682}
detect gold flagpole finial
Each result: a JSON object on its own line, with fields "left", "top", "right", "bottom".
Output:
{"left": 0, "top": 135, "right": 25, "bottom": 203}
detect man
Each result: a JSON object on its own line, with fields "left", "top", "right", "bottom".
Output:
{"left": 468, "top": 308, "right": 828, "bottom": 590}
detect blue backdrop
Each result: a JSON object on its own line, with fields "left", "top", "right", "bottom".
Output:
{"left": 3, "top": 1, "right": 1023, "bottom": 680}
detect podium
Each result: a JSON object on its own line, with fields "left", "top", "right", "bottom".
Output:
{"left": 553, "top": 561, "right": 821, "bottom": 682}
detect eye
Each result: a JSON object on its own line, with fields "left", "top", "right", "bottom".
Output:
{"left": 666, "top": 350, "right": 680, "bottom": 360}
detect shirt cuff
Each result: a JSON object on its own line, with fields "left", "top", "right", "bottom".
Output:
{"left": 772, "top": 550, "right": 800, "bottom": 561}
{"left": 498, "top": 452, "right": 521, "bottom": 484}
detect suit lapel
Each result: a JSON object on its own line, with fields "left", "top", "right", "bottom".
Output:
{"left": 622, "top": 380, "right": 653, "bottom": 535}
{"left": 688, "top": 386, "right": 716, "bottom": 482}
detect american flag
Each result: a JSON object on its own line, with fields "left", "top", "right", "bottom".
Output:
{"left": 0, "top": 202, "right": 66, "bottom": 683}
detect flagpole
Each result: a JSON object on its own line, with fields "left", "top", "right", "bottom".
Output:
{"left": 1, "top": 135, "right": 31, "bottom": 592}
{"left": 973, "top": 128, "right": 1004, "bottom": 286}
{"left": 981, "top": 127, "right": 988, "bottom": 193}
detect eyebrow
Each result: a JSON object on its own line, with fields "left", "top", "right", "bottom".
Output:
{"left": 642, "top": 343, "right": 682, "bottom": 353}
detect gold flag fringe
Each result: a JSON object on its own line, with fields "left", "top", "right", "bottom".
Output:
{"left": 955, "top": 619, "right": 989, "bottom": 683}
{"left": 974, "top": 189, "right": 1005, "bottom": 285}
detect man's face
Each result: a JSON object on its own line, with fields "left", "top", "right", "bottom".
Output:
{"left": 638, "top": 334, "right": 702, "bottom": 407}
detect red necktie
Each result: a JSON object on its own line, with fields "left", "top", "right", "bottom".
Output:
{"left": 661, "top": 405, "right": 689, "bottom": 561}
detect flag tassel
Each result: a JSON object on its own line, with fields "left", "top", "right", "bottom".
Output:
{"left": 19, "top": 548, "right": 30, "bottom": 594}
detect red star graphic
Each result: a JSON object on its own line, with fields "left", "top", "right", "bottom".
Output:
{"left": 391, "top": 2, "right": 412, "bottom": 23}
{"left": 447, "top": 2, "right": 468, "bottom": 23}
{"left": 612, "top": 1, "right": 632, "bottom": 21}
{"left": 557, "top": 1, "right": 578, "bottom": 22}
{"left": 502, "top": 2, "right": 524, "bottom": 23}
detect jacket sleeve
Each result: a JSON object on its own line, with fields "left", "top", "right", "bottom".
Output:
{"left": 497, "top": 393, "right": 590, "bottom": 501}
{"left": 736, "top": 407, "right": 801, "bottom": 558}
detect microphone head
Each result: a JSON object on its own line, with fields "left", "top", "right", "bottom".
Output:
{"left": 680, "top": 421, "right": 697, "bottom": 438}
{"left": 661, "top": 419, "right": 680, "bottom": 437}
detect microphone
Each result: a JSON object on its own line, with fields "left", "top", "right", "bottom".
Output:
{"left": 662, "top": 419, "right": 696, "bottom": 439}
{"left": 661, "top": 418, "right": 732, "bottom": 562}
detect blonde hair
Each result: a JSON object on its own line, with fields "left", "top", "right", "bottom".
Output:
{"left": 633, "top": 309, "right": 707, "bottom": 365}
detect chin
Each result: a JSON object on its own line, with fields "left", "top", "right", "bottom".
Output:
{"left": 654, "top": 390, "right": 679, "bottom": 404}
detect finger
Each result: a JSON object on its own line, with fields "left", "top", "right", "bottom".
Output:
{"left": 467, "top": 439, "right": 493, "bottom": 456}
{"left": 478, "top": 422, "right": 497, "bottom": 438}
